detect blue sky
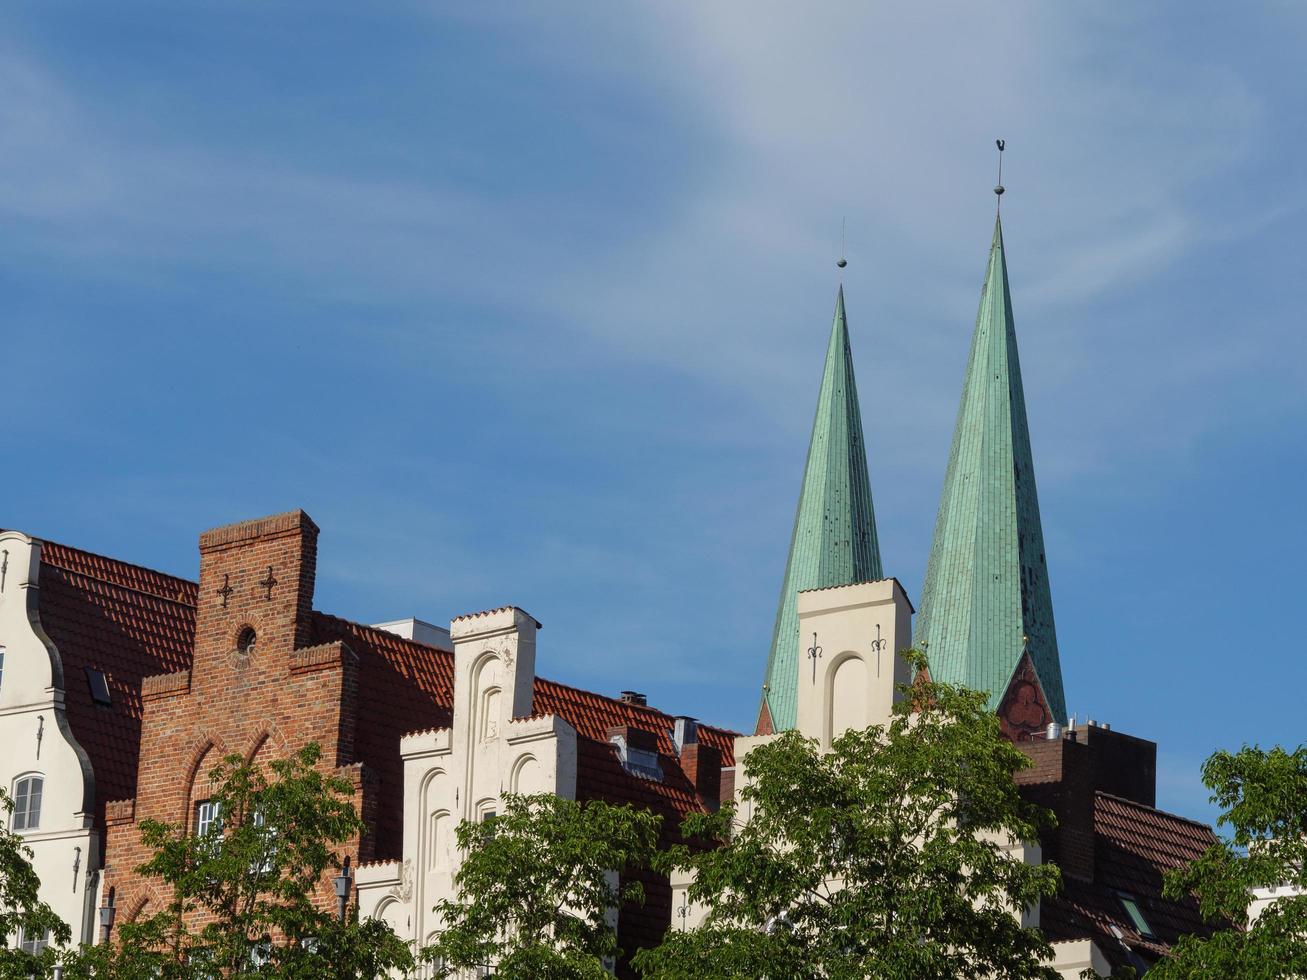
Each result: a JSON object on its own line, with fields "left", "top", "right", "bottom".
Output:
{"left": 3, "top": 3, "right": 1304, "bottom": 826}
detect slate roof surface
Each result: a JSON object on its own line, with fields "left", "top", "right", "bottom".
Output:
{"left": 36, "top": 541, "right": 198, "bottom": 822}
{"left": 1043, "top": 792, "right": 1219, "bottom": 969}
{"left": 760, "top": 285, "right": 882, "bottom": 732}
{"left": 915, "top": 216, "right": 1068, "bottom": 722}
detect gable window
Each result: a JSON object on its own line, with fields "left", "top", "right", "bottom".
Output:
{"left": 1117, "top": 892, "right": 1155, "bottom": 939}
{"left": 19, "top": 927, "right": 50, "bottom": 956}
{"left": 86, "top": 667, "right": 112, "bottom": 706}
{"left": 12, "top": 775, "right": 43, "bottom": 831}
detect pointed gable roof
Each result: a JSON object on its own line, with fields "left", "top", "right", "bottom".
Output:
{"left": 758, "top": 286, "right": 883, "bottom": 732}
{"left": 915, "top": 217, "right": 1067, "bottom": 723}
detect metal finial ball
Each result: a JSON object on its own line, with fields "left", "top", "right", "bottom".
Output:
{"left": 994, "top": 184, "right": 1005, "bottom": 196}
{"left": 836, "top": 258, "right": 848, "bottom": 269}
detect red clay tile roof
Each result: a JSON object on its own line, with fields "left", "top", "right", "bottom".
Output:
{"left": 36, "top": 541, "right": 197, "bottom": 822}
{"left": 1041, "top": 792, "right": 1220, "bottom": 969}
{"left": 32, "top": 535, "right": 739, "bottom": 966}
{"left": 530, "top": 679, "right": 738, "bottom": 970}
{"left": 309, "top": 612, "right": 453, "bottom": 860}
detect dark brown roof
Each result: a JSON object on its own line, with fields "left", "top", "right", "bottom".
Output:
{"left": 1041, "top": 792, "right": 1220, "bottom": 969}
{"left": 309, "top": 612, "right": 454, "bottom": 860}
{"left": 36, "top": 541, "right": 197, "bottom": 822}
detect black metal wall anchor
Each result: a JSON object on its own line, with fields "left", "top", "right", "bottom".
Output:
{"left": 1, "top": 548, "right": 8, "bottom": 593}
{"left": 215, "top": 573, "right": 234, "bottom": 608}
{"left": 258, "top": 566, "right": 278, "bottom": 600}
{"left": 870, "top": 623, "right": 887, "bottom": 677}
{"left": 807, "top": 633, "right": 823, "bottom": 683}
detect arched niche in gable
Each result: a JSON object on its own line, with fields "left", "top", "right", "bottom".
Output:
{"left": 828, "top": 653, "right": 869, "bottom": 745}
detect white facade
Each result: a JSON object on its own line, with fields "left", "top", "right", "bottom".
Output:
{"left": 672, "top": 578, "right": 1111, "bottom": 977}
{"left": 357, "top": 606, "right": 579, "bottom": 966}
{"left": 0, "top": 532, "right": 100, "bottom": 949}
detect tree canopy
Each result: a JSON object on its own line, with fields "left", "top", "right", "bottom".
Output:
{"left": 1149, "top": 744, "right": 1307, "bottom": 979}
{"left": 63, "top": 742, "right": 411, "bottom": 980}
{"left": 634, "top": 652, "right": 1062, "bottom": 980}
{"left": 425, "top": 793, "right": 661, "bottom": 980}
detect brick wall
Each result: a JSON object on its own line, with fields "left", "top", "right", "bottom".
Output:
{"left": 101, "top": 511, "right": 371, "bottom": 930}
{"left": 1015, "top": 725, "right": 1159, "bottom": 883}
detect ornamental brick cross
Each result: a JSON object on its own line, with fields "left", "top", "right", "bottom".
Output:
{"left": 215, "top": 574, "right": 234, "bottom": 608}
{"left": 258, "top": 566, "right": 278, "bottom": 600}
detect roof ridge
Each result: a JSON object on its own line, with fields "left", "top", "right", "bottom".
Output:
{"left": 38, "top": 539, "right": 199, "bottom": 606}
{"left": 310, "top": 609, "right": 451, "bottom": 657}
{"left": 1094, "top": 790, "right": 1216, "bottom": 833}
{"left": 532, "top": 675, "right": 740, "bottom": 739}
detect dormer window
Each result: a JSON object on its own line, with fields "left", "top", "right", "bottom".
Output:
{"left": 1117, "top": 892, "right": 1155, "bottom": 939}
{"left": 86, "top": 667, "right": 112, "bottom": 706}
{"left": 607, "top": 729, "right": 664, "bottom": 781}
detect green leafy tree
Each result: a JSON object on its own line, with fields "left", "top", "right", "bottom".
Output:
{"left": 0, "top": 787, "right": 71, "bottom": 979}
{"left": 634, "top": 651, "right": 1062, "bottom": 980}
{"left": 1149, "top": 744, "right": 1307, "bottom": 979}
{"left": 424, "top": 793, "right": 661, "bottom": 979}
{"left": 62, "top": 742, "right": 412, "bottom": 979}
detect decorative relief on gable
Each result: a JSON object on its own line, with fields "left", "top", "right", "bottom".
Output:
{"left": 998, "top": 653, "right": 1053, "bottom": 742}
{"left": 477, "top": 635, "right": 516, "bottom": 668}
{"left": 388, "top": 859, "right": 413, "bottom": 902}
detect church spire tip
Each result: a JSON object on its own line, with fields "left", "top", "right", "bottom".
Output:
{"left": 994, "top": 138, "right": 1006, "bottom": 213}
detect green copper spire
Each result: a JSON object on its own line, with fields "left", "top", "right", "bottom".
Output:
{"left": 759, "top": 286, "right": 882, "bottom": 733}
{"left": 915, "top": 216, "right": 1068, "bottom": 723}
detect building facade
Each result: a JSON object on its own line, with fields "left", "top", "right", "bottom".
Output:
{"left": 3, "top": 207, "right": 1225, "bottom": 976}
{"left": 0, "top": 530, "right": 194, "bottom": 951}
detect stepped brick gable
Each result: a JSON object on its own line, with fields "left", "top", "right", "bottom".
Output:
{"left": 100, "top": 511, "right": 453, "bottom": 925}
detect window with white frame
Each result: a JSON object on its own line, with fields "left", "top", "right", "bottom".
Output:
{"left": 251, "top": 808, "right": 276, "bottom": 874}
{"left": 195, "top": 799, "right": 223, "bottom": 842}
{"left": 12, "top": 775, "right": 43, "bottom": 831}
{"left": 19, "top": 927, "right": 51, "bottom": 956}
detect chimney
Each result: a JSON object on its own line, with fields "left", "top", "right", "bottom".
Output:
{"left": 672, "top": 716, "right": 698, "bottom": 753}
{"left": 619, "top": 691, "right": 647, "bottom": 707}
{"left": 681, "top": 743, "right": 721, "bottom": 808}
{"left": 1015, "top": 736, "right": 1096, "bottom": 882}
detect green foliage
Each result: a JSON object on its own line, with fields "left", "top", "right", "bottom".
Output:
{"left": 62, "top": 742, "right": 412, "bottom": 979}
{"left": 634, "top": 651, "right": 1062, "bottom": 980}
{"left": 424, "top": 793, "right": 661, "bottom": 979}
{"left": 0, "top": 787, "right": 71, "bottom": 979}
{"left": 1149, "top": 744, "right": 1307, "bottom": 980}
